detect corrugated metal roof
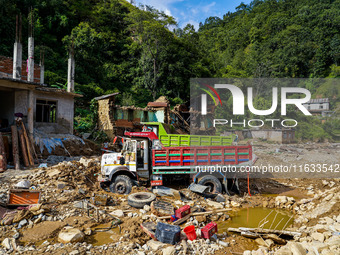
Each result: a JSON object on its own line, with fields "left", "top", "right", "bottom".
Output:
{"left": 305, "top": 98, "right": 329, "bottom": 104}
{"left": 94, "top": 92, "right": 120, "bottom": 100}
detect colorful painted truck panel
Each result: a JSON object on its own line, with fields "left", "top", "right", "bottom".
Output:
{"left": 152, "top": 145, "right": 252, "bottom": 174}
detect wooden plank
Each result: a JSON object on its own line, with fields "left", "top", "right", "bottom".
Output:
{"left": 227, "top": 227, "right": 301, "bottom": 237}
{"left": 158, "top": 208, "right": 231, "bottom": 220}
{"left": 28, "top": 134, "right": 38, "bottom": 161}
{"left": 18, "top": 129, "right": 29, "bottom": 167}
{"left": 172, "top": 208, "right": 198, "bottom": 225}
{"left": 20, "top": 122, "right": 34, "bottom": 166}
{"left": 11, "top": 126, "right": 20, "bottom": 170}
{"left": 140, "top": 223, "right": 157, "bottom": 240}
{"left": 0, "top": 133, "right": 7, "bottom": 172}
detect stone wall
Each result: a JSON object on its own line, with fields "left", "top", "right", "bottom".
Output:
{"left": 98, "top": 99, "right": 115, "bottom": 139}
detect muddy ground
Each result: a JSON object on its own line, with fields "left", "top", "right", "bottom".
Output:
{"left": 0, "top": 141, "right": 339, "bottom": 254}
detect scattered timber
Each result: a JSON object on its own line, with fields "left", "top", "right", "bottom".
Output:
{"left": 11, "top": 126, "right": 20, "bottom": 170}
{"left": 20, "top": 121, "right": 34, "bottom": 166}
{"left": 228, "top": 227, "right": 301, "bottom": 238}
{"left": 157, "top": 208, "right": 231, "bottom": 220}
{"left": 172, "top": 208, "right": 198, "bottom": 225}
{"left": 18, "top": 129, "right": 29, "bottom": 167}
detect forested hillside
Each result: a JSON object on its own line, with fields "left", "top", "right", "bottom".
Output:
{"left": 0, "top": 0, "right": 339, "bottom": 139}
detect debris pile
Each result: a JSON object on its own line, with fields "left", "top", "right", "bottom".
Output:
{"left": 0, "top": 152, "right": 339, "bottom": 254}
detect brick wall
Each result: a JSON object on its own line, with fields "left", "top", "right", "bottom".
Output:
{"left": 0, "top": 56, "right": 41, "bottom": 83}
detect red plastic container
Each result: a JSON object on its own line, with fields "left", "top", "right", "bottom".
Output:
{"left": 183, "top": 225, "right": 197, "bottom": 240}
{"left": 175, "top": 205, "right": 191, "bottom": 219}
{"left": 201, "top": 222, "right": 218, "bottom": 239}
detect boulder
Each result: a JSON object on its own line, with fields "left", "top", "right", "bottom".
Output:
{"left": 206, "top": 200, "right": 224, "bottom": 209}
{"left": 47, "top": 169, "right": 61, "bottom": 178}
{"left": 162, "top": 246, "right": 176, "bottom": 255}
{"left": 110, "top": 210, "right": 124, "bottom": 218}
{"left": 266, "top": 234, "right": 287, "bottom": 245}
{"left": 15, "top": 180, "right": 30, "bottom": 189}
{"left": 57, "top": 182, "right": 67, "bottom": 189}
{"left": 1, "top": 238, "right": 16, "bottom": 251}
{"left": 255, "top": 238, "right": 266, "bottom": 246}
{"left": 275, "top": 247, "right": 293, "bottom": 255}
{"left": 311, "top": 232, "right": 325, "bottom": 243}
{"left": 287, "top": 242, "right": 307, "bottom": 255}
{"left": 275, "top": 196, "right": 288, "bottom": 207}
{"left": 147, "top": 240, "right": 165, "bottom": 251}
{"left": 265, "top": 239, "right": 274, "bottom": 248}
{"left": 215, "top": 194, "right": 226, "bottom": 202}
{"left": 230, "top": 201, "right": 241, "bottom": 207}
{"left": 336, "top": 215, "right": 340, "bottom": 223}
{"left": 58, "top": 227, "right": 85, "bottom": 243}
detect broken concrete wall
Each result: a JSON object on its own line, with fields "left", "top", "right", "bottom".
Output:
{"left": 14, "top": 90, "right": 28, "bottom": 116}
{"left": 250, "top": 130, "right": 295, "bottom": 144}
{"left": 97, "top": 97, "right": 171, "bottom": 139}
{"left": 33, "top": 91, "right": 74, "bottom": 134}
{"left": 251, "top": 130, "right": 283, "bottom": 143}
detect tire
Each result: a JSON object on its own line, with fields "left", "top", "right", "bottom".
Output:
{"left": 198, "top": 175, "right": 223, "bottom": 194}
{"left": 109, "top": 175, "right": 133, "bottom": 195}
{"left": 127, "top": 192, "right": 156, "bottom": 208}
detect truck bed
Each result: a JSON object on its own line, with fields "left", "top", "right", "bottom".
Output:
{"left": 159, "top": 134, "right": 236, "bottom": 147}
{"left": 152, "top": 145, "right": 252, "bottom": 174}
{"left": 142, "top": 122, "right": 236, "bottom": 147}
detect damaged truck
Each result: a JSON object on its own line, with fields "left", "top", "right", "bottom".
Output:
{"left": 98, "top": 122, "right": 256, "bottom": 195}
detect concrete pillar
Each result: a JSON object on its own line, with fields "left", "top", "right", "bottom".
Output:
{"left": 40, "top": 62, "right": 44, "bottom": 84}
{"left": 67, "top": 52, "right": 75, "bottom": 92}
{"left": 28, "top": 37, "right": 34, "bottom": 82}
{"left": 27, "top": 90, "right": 34, "bottom": 139}
{"left": 13, "top": 42, "right": 22, "bottom": 79}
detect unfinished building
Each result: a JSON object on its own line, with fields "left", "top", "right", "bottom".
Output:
{"left": 0, "top": 14, "right": 83, "bottom": 172}
{"left": 0, "top": 58, "right": 80, "bottom": 136}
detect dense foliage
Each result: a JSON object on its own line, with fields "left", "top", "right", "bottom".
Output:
{"left": 0, "top": 0, "right": 339, "bottom": 140}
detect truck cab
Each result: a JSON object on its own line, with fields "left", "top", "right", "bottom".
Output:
{"left": 100, "top": 137, "right": 152, "bottom": 194}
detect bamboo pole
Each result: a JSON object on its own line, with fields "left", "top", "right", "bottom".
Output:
{"left": 11, "top": 126, "right": 20, "bottom": 170}
{"left": 18, "top": 129, "right": 29, "bottom": 167}
{"left": 228, "top": 227, "right": 301, "bottom": 237}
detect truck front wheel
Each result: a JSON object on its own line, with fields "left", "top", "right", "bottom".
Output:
{"left": 198, "top": 175, "right": 222, "bottom": 194}
{"left": 110, "top": 175, "right": 133, "bottom": 194}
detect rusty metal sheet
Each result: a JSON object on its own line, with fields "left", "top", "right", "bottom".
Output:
{"left": 7, "top": 189, "right": 41, "bottom": 206}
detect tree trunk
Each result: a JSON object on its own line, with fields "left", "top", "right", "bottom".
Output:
{"left": 153, "top": 58, "right": 157, "bottom": 100}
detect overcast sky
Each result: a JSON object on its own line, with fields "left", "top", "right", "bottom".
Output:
{"left": 135, "top": 0, "right": 252, "bottom": 29}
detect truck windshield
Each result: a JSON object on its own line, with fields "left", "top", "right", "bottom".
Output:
{"left": 123, "top": 139, "right": 136, "bottom": 153}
